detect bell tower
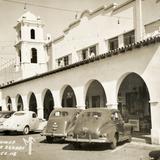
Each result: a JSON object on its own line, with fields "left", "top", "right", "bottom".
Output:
{"left": 14, "top": 11, "right": 48, "bottom": 79}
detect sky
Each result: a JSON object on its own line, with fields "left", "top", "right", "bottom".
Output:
{"left": 0, "top": 0, "right": 126, "bottom": 59}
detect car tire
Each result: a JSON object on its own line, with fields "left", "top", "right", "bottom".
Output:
{"left": 110, "top": 134, "right": 118, "bottom": 149}
{"left": 46, "top": 136, "right": 53, "bottom": 143}
{"left": 23, "top": 126, "right": 30, "bottom": 135}
{"left": 72, "top": 142, "right": 81, "bottom": 149}
{"left": 4, "top": 131, "right": 10, "bottom": 135}
{"left": 127, "top": 135, "right": 132, "bottom": 142}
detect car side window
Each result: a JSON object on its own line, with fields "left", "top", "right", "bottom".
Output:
{"left": 32, "top": 113, "right": 37, "bottom": 118}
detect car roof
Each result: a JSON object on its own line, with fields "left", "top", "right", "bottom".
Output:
{"left": 0, "top": 111, "right": 15, "bottom": 114}
{"left": 83, "top": 108, "right": 119, "bottom": 113}
{"left": 53, "top": 107, "right": 82, "bottom": 112}
{"left": 14, "top": 111, "right": 36, "bottom": 114}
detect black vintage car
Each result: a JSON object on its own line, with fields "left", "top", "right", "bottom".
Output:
{"left": 66, "top": 108, "right": 132, "bottom": 149}
{"left": 41, "top": 108, "right": 82, "bottom": 143}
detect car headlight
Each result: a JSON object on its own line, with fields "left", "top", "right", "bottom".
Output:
{"left": 100, "top": 133, "right": 107, "bottom": 138}
{"left": 67, "top": 132, "right": 74, "bottom": 138}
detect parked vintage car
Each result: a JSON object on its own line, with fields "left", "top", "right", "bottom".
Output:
{"left": 149, "top": 150, "right": 160, "bottom": 160}
{"left": 41, "top": 108, "right": 82, "bottom": 143}
{"left": 66, "top": 108, "right": 132, "bottom": 149}
{"left": 0, "top": 111, "right": 15, "bottom": 124}
{"left": 0, "top": 111, "right": 47, "bottom": 135}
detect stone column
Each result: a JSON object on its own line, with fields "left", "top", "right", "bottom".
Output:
{"left": 36, "top": 93, "right": 44, "bottom": 119}
{"left": 150, "top": 101, "right": 160, "bottom": 144}
{"left": 22, "top": 95, "right": 28, "bottom": 111}
{"left": 102, "top": 81, "right": 118, "bottom": 109}
{"left": 1, "top": 98, "right": 7, "bottom": 111}
{"left": 53, "top": 90, "right": 62, "bottom": 108}
{"left": 11, "top": 97, "right": 17, "bottom": 111}
{"left": 106, "top": 102, "right": 118, "bottom": 109}
{"left": 74, "top": 86, "right": 86, "bottom": 110}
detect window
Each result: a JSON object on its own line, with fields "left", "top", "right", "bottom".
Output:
{"left": 32, "top": 113, "right": 37, "bottom": 118}
{"left": 31, "top": 48, "right": 37, "bottom": 63}
{"left": 82, "top": 112, "right": 101, "bottom": 118}
{"left": 19, "top": 50, "right": 22, "bottom": 63}
{"left": 57, "top": 54, "right": 71, "bottom": 67}
{"left": 53, "top": 111, "right": 68, "bottom": 117}
{"left": 80, "top": 45, "right": 97, "bottom": 60}
{"left": 124, "top": 30, "right": 135, "bottom": 46}
{"left": 89, "top": 46, "right": 96, "bottom": 55}
{"left": 64, "top": 56, "right": 69, "bottom": 66}
{"left": 14, "top": 112, "right": 25, "bottom": 116}
{"left": 109, "top": 37, "right": 118, "bottom": 50}
{"left": 30, "top": 29, "right": 35, "bottom": 39}
{"left": 82, "top": 49, "right": 88, "bottom": 60}
{"left": 19, "top": 30, "right": 21, "bottom": 39}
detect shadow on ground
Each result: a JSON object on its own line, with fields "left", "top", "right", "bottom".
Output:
{"left": 132, "top": 132, "right": 151, "bottom": 144}
{"left": 62, "top": 141, "right": 128, "bottom": 151}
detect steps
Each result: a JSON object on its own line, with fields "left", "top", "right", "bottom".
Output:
{"left": 132, "top": 134, "right": 151, "bottom": 144}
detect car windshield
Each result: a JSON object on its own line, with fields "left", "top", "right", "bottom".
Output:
{"left": 82, "top": 112, "right": 102, "bottom": 118}
{"left": 0, "top": 113, "right": 12, "bottom": 118}
{"left": 14, "top": 112, "right": 25, "bottom": 116}
{"left": 53, "top": 111, "right": 68, "bottom": 117}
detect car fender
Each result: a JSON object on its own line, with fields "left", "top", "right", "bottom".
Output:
{"left": 99, "top": 122, "right": 118, "bottom": 142}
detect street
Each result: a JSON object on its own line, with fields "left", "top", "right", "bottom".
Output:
{"left": 0, "top": 133, "right": 159, "bottom": 160}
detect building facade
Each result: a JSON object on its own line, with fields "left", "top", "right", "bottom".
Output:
{"left": 0, "top": 0, "right": 160, "bottom": 144}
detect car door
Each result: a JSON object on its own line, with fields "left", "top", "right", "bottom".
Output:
{"left": 112, "top": 111, "right": 125, "bottom": 141}
{"left": 30, "top": 113, "right": 39, "bottom": 130}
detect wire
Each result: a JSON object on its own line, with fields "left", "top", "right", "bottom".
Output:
{"left": 2, "top": 0, "right": 81, "bottom": 13}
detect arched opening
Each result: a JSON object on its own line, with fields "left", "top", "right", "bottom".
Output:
{"left": 31, "top": 48, "right": 37, "bottom": 63}
{"left": 62, "top": 86, "right": 77, "bottom": 107}
{"left": 29, "top": 93, "right": 37, "bottom": 114}
{"left": 30, "top": 29, "right": 35, "bottom": 39}
{"left": 16, "top": 95, "right": 24, "bottom": 111}
{"left": 43, "top": 90, "right": 54, "bottom": 120}
{"left": 85, "top": 80, "right": 107, "bottom": 108}
{"left": 117, "top": 73, "right": 151, "bottom": 133}
{"left": 6, "top": 96, "right": 12, "bottom": 111}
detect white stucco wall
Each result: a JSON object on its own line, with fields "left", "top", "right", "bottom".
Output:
{"left": 1, "top": 43, "right": 160, "bottom": 108}
{"left": 142, "top": 0, "right": 160, "bottom": 25}
{"left": 53, "top": 3, "right": 135, "bottom": 65}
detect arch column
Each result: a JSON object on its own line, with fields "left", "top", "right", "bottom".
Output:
{"left": 74, "top": 86, "right": 85, "bottom": 109}
{"left": 150, "top": 101, "right": 160, "bottom": 144}
{"left": 1, "top": 98, "right": 7, "bottom": 111}
{"left": 102, "top": 81, "right": 118, "bottom": 109}
{"left": 22, "top": 95, "right": 28, "bottom": 111}
{"left": 36, "top": 93, "right": 43, "bottom": 118}
{"left": 0, "top": 90, "right": 2, "bottom": 110}
{"left": 11, "top": 97, "right": 17, "bottom": 111}
{"left": 53, "top": 90, "right": 62, "bottom": 108}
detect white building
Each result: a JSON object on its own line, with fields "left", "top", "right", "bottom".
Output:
{"left": 0, "top": 0, "right": 160, "bottom": 144}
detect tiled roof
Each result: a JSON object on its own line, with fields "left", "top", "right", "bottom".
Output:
{"left": 0, "top": 36, "right": 160, "bottom": 89}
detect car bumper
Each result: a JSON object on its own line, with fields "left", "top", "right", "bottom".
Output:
{"left": 0, "top": 125, "right": 21, "bottom": 132}
{"left": 66, "top": 137, "right": 110, "bottom": 143}
{"left": 0, "top": 128, "right": 17, "bottom": 132}
{"left": 40, "top": 132, "right": 66, "bottom": 138}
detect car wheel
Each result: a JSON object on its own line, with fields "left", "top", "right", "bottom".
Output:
{"left": 72, "top": 142, "right": 81, "bottom": 149}
{"left": 127, "top": 135, "right": 132, "bottom": 142}
{"left": 110, "top": 134, "right": 118, "bottom": 149}
{"left": 4, "top": 131, "right": 10, "bottom": 135}
{"left": 23, "top": 126, "right": 30, "bottom": 135}
{"left": 46, "top": 136, "right": 53, "bottom": 143}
